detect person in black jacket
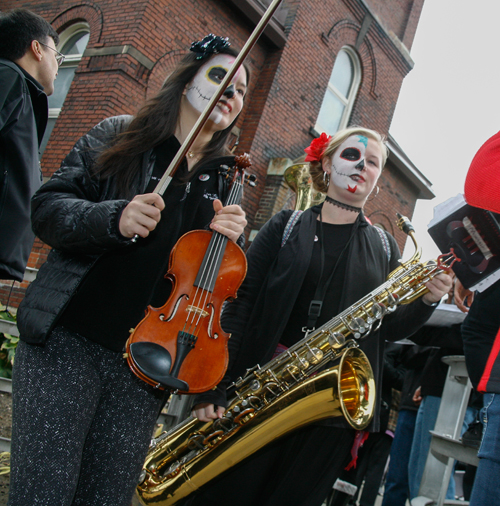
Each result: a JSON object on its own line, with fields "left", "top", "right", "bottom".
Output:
{"left": 9, "top": 35, "right": 248, "bottom": 506}
{"left": 184, "top": 128, "right": 452, "bottom": 506}
{"left": 0, "top": 9, "right": 60, "bottom": 282}
{"left": 457, "top": 130, "right": 500, "bottom": 506}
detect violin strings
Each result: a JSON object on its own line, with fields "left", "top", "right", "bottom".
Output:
{"left": 184, "top": 175, "right": 244, "bottom": 334}
{"left": 185, "top": 206, "right": 236, "bottom": 332}
{"left": 192, "top": 178, "right": 243, "bottom": 327}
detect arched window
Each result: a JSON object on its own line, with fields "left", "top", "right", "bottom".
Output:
{"left": 315, "top": 47, "right": 361, "bottom": 135}
{"left": 40, "top": 23, "right": 90, "bottom": 155}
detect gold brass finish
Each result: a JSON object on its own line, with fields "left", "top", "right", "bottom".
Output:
{"left": 137, "top": 348, "right": 374, "bottom": 506}
{"left": 284, "top": 163, "right": 325, "bottom": 211}
{"left": 135, "top": 216, "right": 447, "bottom": 506}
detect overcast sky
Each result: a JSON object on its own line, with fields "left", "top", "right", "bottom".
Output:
{"left": 389, "top": 1, "right": 500, "bottom": 260}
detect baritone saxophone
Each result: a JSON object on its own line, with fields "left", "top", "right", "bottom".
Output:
{"left": 284, "top": 162, "right": 325, "bottom": 210}
{"left": 134, "top": 214, "right": 454, "bottom": 506}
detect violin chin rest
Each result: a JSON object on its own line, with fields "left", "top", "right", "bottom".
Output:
{"left": 129, "top": 341, "right": 189, "bottom": 392}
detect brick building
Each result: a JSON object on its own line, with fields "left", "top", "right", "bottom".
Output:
{"left": 1, "top": 0, "right": 434, "bottom": 308}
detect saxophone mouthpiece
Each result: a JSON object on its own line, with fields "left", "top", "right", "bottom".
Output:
{"left": 396, "top": 213, "right": 415, "bottom": 236}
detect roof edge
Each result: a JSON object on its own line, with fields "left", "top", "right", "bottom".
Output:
{"left": 387, "top": 134, "right": 435, "bottom": 200}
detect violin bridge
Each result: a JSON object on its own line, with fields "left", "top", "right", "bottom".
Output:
{"left": 186, "top": 305, "right": 209, "bottom": 318}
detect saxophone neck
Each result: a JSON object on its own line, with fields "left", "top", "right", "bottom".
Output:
{"left": 396, "top": 213, "right": 421, "bottom": 262}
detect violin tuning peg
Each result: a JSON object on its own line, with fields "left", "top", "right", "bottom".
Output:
{"left": 219, "top": 165, "right": 230, "bottom": 177}
{"left": 246, "top": 174, "right": 257, "bottom": 187}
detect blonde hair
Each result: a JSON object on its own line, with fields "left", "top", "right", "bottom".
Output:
{"left": 309, "top": 127, "right": 388, "bottom": 193}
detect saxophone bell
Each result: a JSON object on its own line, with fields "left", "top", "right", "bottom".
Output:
{"left": 135, "top": 347, "right": 375, "bottom": 506}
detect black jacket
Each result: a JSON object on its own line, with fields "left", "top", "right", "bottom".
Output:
{"left": 396, "top": 344, "right": 432, "bottom": 412}
{"left": 17, "top": 115, "right": 236, "bottom": 346}
{"left": 462, "top": 280, "right": 500, "bottom": 392}
{"left": 196, "top": 206, "right": 436, "bottom": 430}
{"left": 409, "top": 323, "right": 464, "bottom": 398}
{"left": 380, "top": 343, "right": 406, "bottom": 430}
{"left": 0, "top": 59, "right": 47, "bottom": 281}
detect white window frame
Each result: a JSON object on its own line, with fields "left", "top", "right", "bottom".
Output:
{"left": 50, "top": 22, "right": 90, "bottom": 118}
{"left": 314, "top": 46, "right": 361, "bottom": 135}
{"left": 41, "top": 23, "right": 90, "bottom": 156}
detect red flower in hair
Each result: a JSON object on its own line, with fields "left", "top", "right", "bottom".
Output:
{"left": 304, "top": 132, "right": 332, "bottom": 162}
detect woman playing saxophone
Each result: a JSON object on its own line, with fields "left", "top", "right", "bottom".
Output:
{"left": 184, "top": 127, "right": 452, "bottom": 506}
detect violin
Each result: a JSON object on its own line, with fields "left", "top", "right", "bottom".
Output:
{"left": 125, "top": 154, "right": 255, "bottom": 393}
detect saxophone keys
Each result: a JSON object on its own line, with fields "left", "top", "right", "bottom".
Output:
{"left": 241, "top": 395, "right": 263, "bottom": 410}
{"left": 202, "top": 430, "right": 225, "bottom": 446}
{"left": 138, "top": 469, "right": 147, "bottom": 484}
{"left": 387, "top": 293, "right": 399, "bottom": 308}
{"left": 329, "top": 332, "right": 346, "bottom": 348}
{"left": 371, "top": 303, "right": 386, "bottom": 319}
{"left": 348, "top": 317, "right": 367, "bottom": 336}
{"left": 250, "top": 396, "right": 263, "bottom": 409}
{"left": 284, "top": 365, "right": 301, "bottom": 381}
{"left": 356, "top": 317, "right": 367, "bottom": 333}
{"left": 306, "top": 347, "right": 323, "bottom": 364}
{"left": 291, "top": 351, "right": 309, "bottom": 370}
{"left": 234, "top": 408, "right": 256, "bottom": 425}
{"left": 297, "top": 356, "right": 309, "bottom": 370}
{"left": 263, "top": 381, "right": 280, "bottom": 399}
{"left": 163, "top": 463, "right": 181, "bottom": 478}
{"left": 187, "top": 434, "right": 205, "bottom": 450}
{"left": 250, "top": 379, "right": 261, "bottom": 391}
{"left": 213, "top": 417, "right": 232, "bottom": 432}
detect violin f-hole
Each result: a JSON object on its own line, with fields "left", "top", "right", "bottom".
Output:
{"left": 164, "top": 294, "right": 189, "bottom": 322}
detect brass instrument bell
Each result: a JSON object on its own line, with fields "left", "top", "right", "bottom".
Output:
{"left": 284, "top": 163, "right": 325, "bottom": 211}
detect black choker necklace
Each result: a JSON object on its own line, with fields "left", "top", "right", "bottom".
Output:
{"left": 325, "top": 195, "right": 362, "bottom": 213}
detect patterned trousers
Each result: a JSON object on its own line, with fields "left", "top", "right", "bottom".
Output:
{"left": 8, "top": 327, "right": 166, "bottom": 506}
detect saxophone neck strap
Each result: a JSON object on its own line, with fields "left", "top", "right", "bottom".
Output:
{"left": 281, "top": 210, "right": 303, "bottom": 247}
{"left": 306, "top": 210, "right": 360, "bottom": 331}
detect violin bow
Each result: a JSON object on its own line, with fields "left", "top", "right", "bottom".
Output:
{"left": 153, "top": 0, "right": 284, "bottom": 196}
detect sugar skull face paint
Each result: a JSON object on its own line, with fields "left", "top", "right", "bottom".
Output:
{"left": 330, "top": 135, "right": 372, "bottom": 194}
{"left": 185, "top": 53, "right": 245, "bottom": 126}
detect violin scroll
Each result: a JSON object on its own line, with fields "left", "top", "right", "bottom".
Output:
{"left": 220, "top": 153, "right": 257, "bottom": 188}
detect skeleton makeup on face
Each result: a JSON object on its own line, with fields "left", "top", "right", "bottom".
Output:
{"left": 185, "top": 53, "right": 241, "bottom": 124}
{"left": 330, "top": 135, "right": 369, "bottom": 194}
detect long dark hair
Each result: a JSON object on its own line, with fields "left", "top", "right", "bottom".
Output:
{"left": 96, "top": 46, "right": 247, "bottom": 197}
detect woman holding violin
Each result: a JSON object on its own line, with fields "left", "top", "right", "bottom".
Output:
{"left": 185, "top": 128, "right": 453, "bottom": 506}
{"left": 9, "top": 35, "right": 248, "bottom": 506}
